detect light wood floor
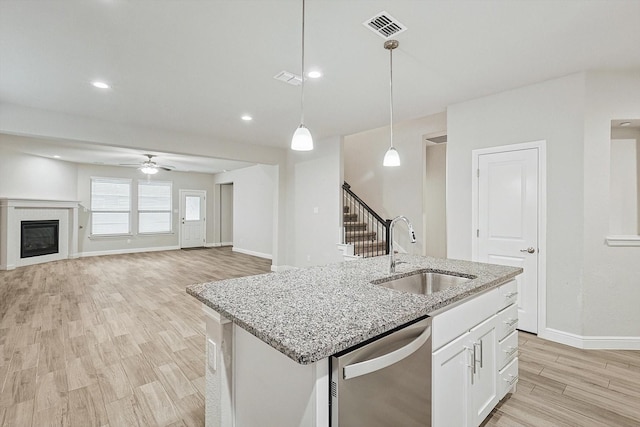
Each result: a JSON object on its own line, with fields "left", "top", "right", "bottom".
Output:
{"left": 1, "top": 248, "right": 639, "bottom": 426}
{"left": 0, "top": 247, "right": 271, "bottom": 426}
{"left": 482, "top": 332, "right": 640, "bottom": 427}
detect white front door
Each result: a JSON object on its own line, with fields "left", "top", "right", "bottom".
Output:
{"left": 474, "top": 146, "right": 540, "bottom": 333}
{"left": 180, "top": 190, "right": 206, "bottom": 248}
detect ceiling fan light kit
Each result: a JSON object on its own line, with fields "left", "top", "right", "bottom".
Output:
{"left": 140, "top": 164, "right": 159, "bottom": 175}
{"left": 120, "top": 154, "right": 174, "bottom": 175}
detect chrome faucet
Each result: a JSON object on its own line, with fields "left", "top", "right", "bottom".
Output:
{"left": 388, "top": 215, "right": 417, "bottom": 273}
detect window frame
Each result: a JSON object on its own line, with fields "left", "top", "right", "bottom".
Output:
{"left": 90, "top": 177, "right": 132, "bottom": 237}
{"left": 137, "top": 180, "right": 173, "bottom": 235}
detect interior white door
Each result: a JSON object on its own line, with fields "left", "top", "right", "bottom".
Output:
{"left": 477, "top": 148, "right": 539, "bottom": 333}
{"left": 180, "top": 190, "right": 206, "bottom": 248}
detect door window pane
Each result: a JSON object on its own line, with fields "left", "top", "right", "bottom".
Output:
{"left": 185, "top": 196, "right": 201, "bottom": 221}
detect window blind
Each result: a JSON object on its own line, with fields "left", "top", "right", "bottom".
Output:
{"left": 138, "top": 181, "right": 172, "bottom": 233}
{"left": 91, "top": 177, "right": 131, "bottom": 235}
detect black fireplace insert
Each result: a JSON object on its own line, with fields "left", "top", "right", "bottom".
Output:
{"left": 21, "top": 220, "right": 59, "bottom": 258}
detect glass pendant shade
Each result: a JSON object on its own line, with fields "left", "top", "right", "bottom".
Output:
{"left": 291, "top": 124, "right": 314, "bottom": 151}
{"left": 140, "top": 165, "right": 159, "bottom": 175}
{"left": 383, "top": 146, "right": 400, "bottom": 167}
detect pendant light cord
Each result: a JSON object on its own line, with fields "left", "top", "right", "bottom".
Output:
{"left": 389, "top": 45, "right": 394, "bottom": 148}
{"left": 300, "top": 0, "right": 306, "bottom": 125}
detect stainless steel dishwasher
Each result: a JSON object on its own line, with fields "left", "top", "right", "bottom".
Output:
{"left": 330, "top": 316, "right": 432, "bottom": 427}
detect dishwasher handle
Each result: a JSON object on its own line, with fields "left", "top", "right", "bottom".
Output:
{"left": 343, "top": 325, "right": 431, "bottom": 380}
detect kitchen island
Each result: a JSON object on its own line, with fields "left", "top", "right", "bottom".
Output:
{"left": 187, "top": 254, "right": 522, "bottom": 427}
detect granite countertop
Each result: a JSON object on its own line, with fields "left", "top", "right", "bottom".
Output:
{"left": 186, "top": 254, "right": 522, "bottom": 365}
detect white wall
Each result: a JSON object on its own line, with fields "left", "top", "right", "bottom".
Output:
{"left": 0, "top": 135, "right": 78, "bottom": 200}
{"left": 424, "top": 144, "right": 447, "bottom": 258}
{"left": 220, "top": 183, "right": 234, "bottom": 244}
{"left": 283, "top": 136, "right": 344, "bottom": 268}
{"left": 582, "top": 70, "right": 640, "bottom": 337}
{"left": 448, "top": 70, "right": 640, "bottom": 343}
{"left": 609, "top": 139, "right": 638, "bottom": 235}
{"left": 344, "top": 112, "right": 447, "bottom": 255}
{"left": 447, "top": 72, "right": 587, "bottom": 336}
{"left": 76, "top": 164, "right": 215, "bottom": 255}
{"left": 213, "top": 164, "right": 276, "bottom": 259}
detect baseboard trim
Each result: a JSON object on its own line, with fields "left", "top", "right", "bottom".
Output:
{"left": 231, "top": 247, "right": 272, "bottom": 260}
{"left": 0, "top": 263, "right": 15, "bottom": 271}
{"left": 79, "top": 246, "right": 180, "bottom": 258}
{"left": 206, "top": 242, "right": 233, "bottom": 248}
{"left": 540, "top": 327, "right": 640, "bottom": 350}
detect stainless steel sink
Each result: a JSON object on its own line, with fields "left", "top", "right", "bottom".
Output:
{"left": 375, "top": 271, "right": 474, "bottom": 295}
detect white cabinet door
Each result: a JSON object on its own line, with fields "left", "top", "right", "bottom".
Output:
{"left": 468, "top": 315, "right": 498, "bottom": 426}
{"left": 432, "top": 332, "right": 472, "bottom": 427}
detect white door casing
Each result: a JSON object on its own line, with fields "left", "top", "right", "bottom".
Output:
{"left": 180, "top": 190, "right": 206, "bottom": 248}
{"left": 472, "top": 142, "right": 546, "bottom": 334}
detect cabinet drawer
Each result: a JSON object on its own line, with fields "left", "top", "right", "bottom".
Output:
{"left": 498, "top": 357, "right": 518, "bottom": 400}
{"left": 498, "top": 280, "right": 518, "bottom": 311}
{"left": 497, "top": 304, "right": 518, "bottom": 340}
{"left": 497, "top": 330, "right": 518, "bottom": 370}
{"left": 432, "top": 286, "right": 500, "bottom": 350}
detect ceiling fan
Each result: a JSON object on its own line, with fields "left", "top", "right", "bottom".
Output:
{"left": 120, "top": 154, "right": 175, "bottom": 175}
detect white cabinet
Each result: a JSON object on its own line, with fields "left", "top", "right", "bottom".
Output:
{"left": 433, "top": 332, "right": 472, "bottom": 427}
{"left": 431, "top": 280, "right": 518, "bottom": 427}
{"left": 432, "top": 315, "right": 498, "bottom": 427}
{"left": 468, "top": 316, "right": 498, "bottom": 425}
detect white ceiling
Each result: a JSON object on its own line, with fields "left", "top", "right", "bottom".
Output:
{"left": 1, "top": 0, "right": 640, "bottom": 157}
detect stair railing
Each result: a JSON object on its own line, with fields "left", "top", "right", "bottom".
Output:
{"left": 342, "top": 181, "right": 391, "bottom": 258}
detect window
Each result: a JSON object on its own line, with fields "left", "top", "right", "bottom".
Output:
{"left": 138, "top": 181, "right": 172, "bottom": 233}
{"left": 184, "top": 195, "right": 201, "bottom": 221}
{"left": 91, "top": 177, "right": 131, "bottom": 235}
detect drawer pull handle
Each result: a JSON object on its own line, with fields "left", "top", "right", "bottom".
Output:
{"left": 504, "top": 374, "right": 519, "bottom": 387}
{"left": 504, "top": 318, "right": 518, "bottom": 327}
{"left": 504, "top": 346, "right": 518, "bottom": 357}
{"left": 505, "top": 291, "right": 518, "bottom": 298}
{"left": 474, "top": 341, "right": 484, "bottom": 368}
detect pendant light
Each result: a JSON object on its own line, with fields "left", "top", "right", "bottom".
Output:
{"left": 291, "top": 0, "right": 313, "bottom": 151}
{"left": 383, "top": 40, "right": 400, "bottom": 167}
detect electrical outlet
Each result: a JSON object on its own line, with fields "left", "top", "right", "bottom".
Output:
{"left": 207, "top": 339, "right": 217, "bottom": 372}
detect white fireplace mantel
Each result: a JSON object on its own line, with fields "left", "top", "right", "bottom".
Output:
{"left": 0, "top": 198, "right": 80, "bottom": 270}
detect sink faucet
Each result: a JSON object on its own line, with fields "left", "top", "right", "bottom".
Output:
{"left": 388, "top": 215, "right": 417, "bottom": 273}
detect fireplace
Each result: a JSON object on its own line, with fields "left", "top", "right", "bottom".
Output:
{"left": 21, "top": 220, "right": 59, "bottom": 258}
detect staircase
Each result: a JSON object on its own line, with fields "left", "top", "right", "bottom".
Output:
{"left": 342, "top": 182, "right": 390, "bottom": 258}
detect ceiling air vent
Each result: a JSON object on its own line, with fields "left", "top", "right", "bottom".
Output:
{"left": 363, "top": 11, "right": 407, "bottom": 39}
{"left": 274, "top": 71, "right": 303, "bottom": 86}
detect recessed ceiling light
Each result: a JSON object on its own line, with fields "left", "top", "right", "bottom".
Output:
{"left": 92, "top": 81, "right": 110, "bottom": 89}
{"left": 53, "top": 155, "right": 61, "bottom": 158}
{"left": 619, "top": 121, "right": 631, "bottom": 127}
{"left": 241, "top": 115, "right": 253, "bottom": 121}
{"left": 307, "top": 70, "right": 322, "bottom": 79}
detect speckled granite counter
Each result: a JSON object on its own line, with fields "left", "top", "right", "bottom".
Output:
{"left": 186, "top": 254, "right": 521, "bottom": 365}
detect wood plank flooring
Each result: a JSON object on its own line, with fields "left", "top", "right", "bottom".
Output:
{"left": 0, "top": 247, "right": 271, "bottom": 426}
{"left": 1, "top": 248, "right": 639, "bottom": 426}
{"left": 482, "top": 332, "right": 640, "bottom": 427}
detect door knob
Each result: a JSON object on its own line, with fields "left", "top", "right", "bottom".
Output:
{"left": 520, "top": 247, "right": 535, "bottom": 254}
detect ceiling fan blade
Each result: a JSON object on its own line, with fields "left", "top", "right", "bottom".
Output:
{"left": 159, "top": 166, "right": 174, "bottom": 171}
{"left": 119, "top": 163, "right": 142, "bottom": 166}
